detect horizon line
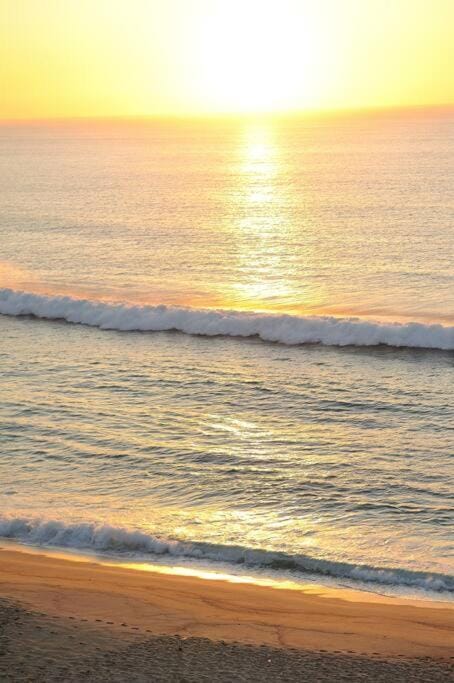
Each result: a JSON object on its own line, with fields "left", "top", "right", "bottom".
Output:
{"left": 1, "top": 103, "right": 453, "bottom": 125}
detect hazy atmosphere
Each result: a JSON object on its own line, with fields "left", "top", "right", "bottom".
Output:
{"left": 1, "top": 2, "right": 453, "bottom": 681}
{"left": 1, "top": 0, "right": 453, "bottom": 118}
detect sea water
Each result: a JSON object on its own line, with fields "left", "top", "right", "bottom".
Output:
{"left": 0, "top": 110, "right": 453, "bottom": 596}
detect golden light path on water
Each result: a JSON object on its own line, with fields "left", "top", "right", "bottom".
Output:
{"left": 222, "top": 122, "right": 326, "bottom": 315}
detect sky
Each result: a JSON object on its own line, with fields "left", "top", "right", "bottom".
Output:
{"left": 1, "top": 0, "right": 453, "bottom": 119}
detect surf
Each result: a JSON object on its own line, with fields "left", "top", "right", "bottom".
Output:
{"left": 1, "top": 288, "right": 454, "bottom": 351}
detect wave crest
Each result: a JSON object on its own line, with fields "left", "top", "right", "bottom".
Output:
{"left": 1, "top": 288, "right": 453, "bottom": 350}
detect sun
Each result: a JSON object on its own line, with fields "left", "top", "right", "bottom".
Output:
{"left": 192, "top": 1, "right": 321, "bottom": 114}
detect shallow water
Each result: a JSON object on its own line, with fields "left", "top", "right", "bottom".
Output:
{"left": 0, "top": 111, "right": 453, "bottom": 594}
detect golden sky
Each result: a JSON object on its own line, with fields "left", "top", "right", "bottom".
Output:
{"left": 1, "top": 0, "right": 453, "bottom": 119}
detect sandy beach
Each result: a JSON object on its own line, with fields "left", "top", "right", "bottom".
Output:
{"left": 0, "top": 546, "right": 452, "bottom": 681}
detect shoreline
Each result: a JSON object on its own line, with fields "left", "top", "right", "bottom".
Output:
{"left": 1, "top": 538, "right": 452, "bottom": 608}
{"left": 1, "top": 518, "right": 452, "bottom": 601}
{"left": 0, "top": 545, "right": 452, "bottom": 658}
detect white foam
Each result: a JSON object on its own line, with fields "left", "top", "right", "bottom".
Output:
{"left": 1, "top": 288, "right": 453, "bottom": 350}
{"left": 0, "top": 515, "right": 452, "bottom": 593}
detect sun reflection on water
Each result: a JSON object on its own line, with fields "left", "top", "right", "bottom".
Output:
{"left": 223, "top": 122, "right": 324, "bottom": 313}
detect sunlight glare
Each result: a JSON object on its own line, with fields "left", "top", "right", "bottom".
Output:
{"left": 194, "top": 1, "right": 320, "bottom": 113}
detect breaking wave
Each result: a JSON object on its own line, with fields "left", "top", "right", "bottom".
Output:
{"left": 0, "top": 515, "right": 452, "bottom": 594}
{"left": 1, "top": 288, "right": 453, "bottom": 350}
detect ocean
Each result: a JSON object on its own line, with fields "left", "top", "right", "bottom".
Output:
{"left": 0, "top": 110, "right": 453, "bottom": 597}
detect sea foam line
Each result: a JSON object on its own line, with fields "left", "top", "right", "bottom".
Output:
{"left": 0, "top": 288, "right": 454, "bottom": 350}
{"left": 0, "top": 516, "right": 452, "bottom": 593}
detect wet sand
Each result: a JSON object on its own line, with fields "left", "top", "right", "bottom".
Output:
{"left": 0, "top": 547, "right": 453, "bottom": 681}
